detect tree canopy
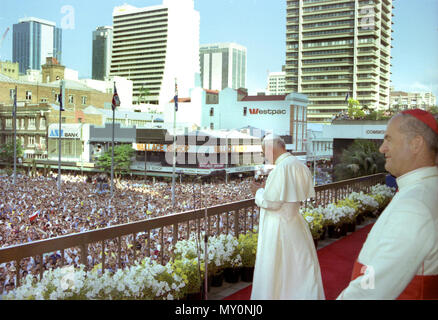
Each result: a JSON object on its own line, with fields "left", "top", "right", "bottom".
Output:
{"left": 334, "top": 139, "right": 386, "bottom": 181}
{"left": 96, "top": 144, "right": 135, "bottom": 178}
{"left": 0, "top": 140, "right": 24, "bottom": 164}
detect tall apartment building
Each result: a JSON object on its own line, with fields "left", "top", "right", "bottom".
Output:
{"left": 390, "top": 90, "right": 437, "bottom": 110}
{"left": 92, "top": 26, "right": 113, "bottom": 81}
{"left": 13, "top": 17, "right": 62, "bottom": 74}
{"left": 285, "top": 0, "right": 393, "bottom": 123}
{"left": 199, "top": 43, "right": 247, "bottom": 91}
{"left": 267, "top": 71, "right": 286, "bottom": 95}
{"left": 110, "top": 0, "right": 200, "bottom": 107}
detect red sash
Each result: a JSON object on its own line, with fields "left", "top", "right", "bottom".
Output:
{"left": 351, "top": 261, "right": 438, "bottom": 300}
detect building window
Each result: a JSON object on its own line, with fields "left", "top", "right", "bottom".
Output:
{"left": 210, "top": 123, "right": 214, "bottom": 130}
{"left": 82, "top": 96, "right": 87, "bottom": 105}
{"left": 210, "top": 108, "right": 214, "bottom": 117}
{"left": 28, "top": 118, "right": 36, "bottom": 129}
{"left": 10, "top": 89, "right": 15, "bottom": 100}
{"left": 5, "top": 118, "right": 12, "bottom": 129}
{"left": 55, "top": 93, "right": 60, "bottom": 103}
{"left": 243, "top": 107, "right": 247, "bottom": 116}
{"left": 40, "top": 98, "right": 48, "bottom": 103}
{"left": 28, "top": 136, "right": 35, "bottom": 146}
{"left": 69, "top": 95, "right": 74, "bottom": 104}
{"left": 39, "top": 117, "right": 46, "bottom": 129}
{"left": 26, "top": 91, "right": 32, "bottom": 101}
{"left": 62, "top": 117, "right": 66, "bottom": 124}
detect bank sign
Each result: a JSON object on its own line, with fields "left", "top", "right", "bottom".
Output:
{"left": 48, "top": 124, "right": 81, "bottom": 139}
{"left": 247, "top": 108, "right": 287, "bottom": 115}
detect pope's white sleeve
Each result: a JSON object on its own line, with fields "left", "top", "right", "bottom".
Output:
{"left": 337, "top": 200, "right": 434, "bottom": 300}
{"left": 255, "top": 188, "right": 283, "bottom": 211}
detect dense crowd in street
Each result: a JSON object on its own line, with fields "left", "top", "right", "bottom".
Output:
{"left": 0, "top": 172, "right": 258, "bottom": 295}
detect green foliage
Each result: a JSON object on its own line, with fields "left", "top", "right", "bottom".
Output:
{"left": 237, "top": 232, "right": 258, "bottom": 268}
{"left": 364, "top": 110, "right": 392, "bottom": 121}
{"left": 0, "top": 140, "right": 24, "bottom": 163}
{"left": 429, "top": 105, "right": 438, "bottom": 114}
{"left": 334, "top": 140, "right": 386, "bottom": 181}
{"left": 347, "top": 98, "right": 365, "bottom": 119}
{"left": 96, "top": 144, "right": 135, "bottom": 177}
{"left": 138, "top": 86, "right": 151, "bottom": 104}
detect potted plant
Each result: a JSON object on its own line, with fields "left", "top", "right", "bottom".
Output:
{"left": 172, "top": 258, "right": 202, "bottom": 300}
{"left": 238, "top": 232, "right": 258, "bottom": 282}
{"left": 220, "top": 234, "right": 242, "bottom": 283}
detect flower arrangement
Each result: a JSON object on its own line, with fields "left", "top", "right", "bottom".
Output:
{"left": 171, "top": 258, "right": 201, "bottom": 295}
{"left": 322, "top": 203, "right": 356, "bottom": 228}
{"left": 301, "top": 208, "right": 326, "bottom": 240}
{"left": 4, "top": 257, "right": 185, "bottom": 300}
{"left": 217, "top": 234, "right": 242, "bottom": 269}
{"left": 237, "top": 231, "right": 258, "bottom": 268}
{"left": 335, "top": 198, "right": 359, "bottom": 223}
{"left": 347, "top": 191, "right": 379, "bottom": 214}
{"left": 369, "top": 184, "right": 396, "bottom": 209}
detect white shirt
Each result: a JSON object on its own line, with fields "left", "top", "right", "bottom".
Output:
{"left": 338, "top": 166, "right": 438, "bottom": 299}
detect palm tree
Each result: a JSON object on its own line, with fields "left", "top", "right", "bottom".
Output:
{"left": 138, "top": 85, "right": 150, "bottom": 105}
{"left": 334, "top": 140, "right": 386, "bottom": 181}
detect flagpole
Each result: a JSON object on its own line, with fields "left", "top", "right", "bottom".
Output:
{"left": 111, "top": 82, "right": 115, "bottom": 198}
{"left": 171, "top": 79, "right": 177, "bottom": 208}
{"left": 13, "top": 86, "right": 17, "bottom": 186}
{"left": 58, "top": 80, "right": 64, "bottom": 192}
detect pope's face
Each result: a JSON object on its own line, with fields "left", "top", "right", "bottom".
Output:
{"left": 379, "top": 116, "right": 413, "bottom": 177}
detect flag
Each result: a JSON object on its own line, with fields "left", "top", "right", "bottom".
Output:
{"left": 112, "top": 83, "right": 121, "bottom": 111}
{"left": 29, "top": 210, "right": 39, "bottom": 222}
{"left": 345, "top": 93, "right": 350, "bottom": 102}
{"left": 58, "top": 84, "right": 65, "bottom": 111}
{"left": 174, "top": 82, "right": 178, "bottom": 112}
{"left": 13, "top": 86, "right": 17, "bottom": 117}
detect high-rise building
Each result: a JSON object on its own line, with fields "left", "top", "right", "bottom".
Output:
{"left": 13, "top": 17, "right": 62, "bottom": 74}
{"left": 110, "top": 0, "right": 200, "bottom": 106}
{"left": 199, "top": 43, "right": 247, "bottom": 91}
{"left": 390, "top": 90, "right": 437, "bottom": 111}
{"left": 92, "top": 26, "right": 113, "bottom": 81}
{"left": 267, "top": 71, "right": 286, "bottom": 95}
{"left": 285, "top": 0, "right": 393, "bottom": 123}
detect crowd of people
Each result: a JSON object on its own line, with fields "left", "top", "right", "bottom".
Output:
{"left": 0, "top": 171, "right": 257, "bottom": 295}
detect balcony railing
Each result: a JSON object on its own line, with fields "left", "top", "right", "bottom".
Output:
{"left": 0, "top": 173, "right": 385, "bottom": 291}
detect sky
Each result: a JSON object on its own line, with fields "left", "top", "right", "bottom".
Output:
{"left": 0, "top": 0, "right": 437, "bottom": 97}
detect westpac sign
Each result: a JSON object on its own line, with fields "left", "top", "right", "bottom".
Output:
{"left": 248, "top": 108, "right": 287, "bottom": 115}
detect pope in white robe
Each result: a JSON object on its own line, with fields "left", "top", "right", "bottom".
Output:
{"left": 250, "top": 136, "right": 325, "bottom": 300}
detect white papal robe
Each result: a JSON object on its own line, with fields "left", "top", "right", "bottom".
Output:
{"left": 250, "top": 152, "right": 325, "bottom": 300}
{"left": 337, "top": 166, "right": 438, "bottom": 299}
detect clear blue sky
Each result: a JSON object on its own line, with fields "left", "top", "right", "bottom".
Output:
{"left": 0, "top": 0, "right": 437, "bottom": 97}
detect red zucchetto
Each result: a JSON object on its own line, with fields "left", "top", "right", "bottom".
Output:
{"left": 401, "top": 109, "right": 438, "bottom": 135}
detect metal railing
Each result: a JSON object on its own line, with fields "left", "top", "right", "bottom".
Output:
{"left": 0, "top": 173, "right": 385, "bottom": 291}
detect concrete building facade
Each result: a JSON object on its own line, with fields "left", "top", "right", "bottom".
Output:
{"left": 163, "top": 88, "right": 310, "bottom": 156}
{"left": 390, "top": 90, "right": 437, "bottom": 111}
{"left": 0, "top": 61, "right": 19, "bottom": 80}
{"left": 285, "top": 0, "right": 393, "bottom": 123}
{"left": 110, "top": 0, "right": 200, "bottom": 107}
{"left": 267, "top": 71, "right": 286, "bottom": 95}
{"left": 199, "top": 43, "right": 247, "bottom": 91}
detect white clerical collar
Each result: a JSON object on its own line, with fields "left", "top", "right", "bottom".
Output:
{"left": 275, "top": 152, "right": 291, "bottom": 165}
{"left": 396, "top": 166, "right": 438, "bottom": 190}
